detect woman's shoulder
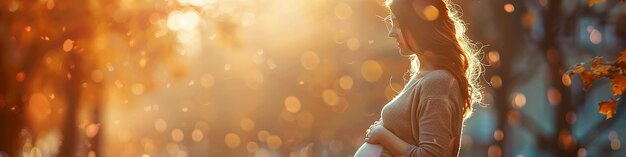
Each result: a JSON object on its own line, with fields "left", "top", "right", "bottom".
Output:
{"left": 419, "top": 70, "right": 456, "bottom": 85}
{"left": 416, "top": 70, "right": 459, "bottom": 96}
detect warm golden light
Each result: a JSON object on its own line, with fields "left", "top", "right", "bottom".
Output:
{"left": 26, "top": 93, "right": 51, "bottom": 123}
{"left": 91, "top": 70, "right": 104, "bottom": 83}
{"left": 225, "top": 133, "right": 241, "bottom": 149}
{"left": 131, "top": 83, "right": 145, "bottom": 95}
{"left": 246, "top": 142, "right": 258, "bottom": 153}
{"left": 512, "top": 92, "right": 526, "bottom": 109}
{"left": 547, "top": 87, "right": 562, "bottom": 105}
{"left": 3, "top": 0, "right": 605, "bottom": 156}
{"left": 257, "top": 130, "right": 270, "bottom": 143}
{"left": 420, "top": 5, "right": 440, "bottom": 21}
{"left": 284, "top": 96, "right": 302, "bottom": 113}
{"left": 266, "top": 135, "right": 283, "bottom": 150}
{"left": 334, "top": 3, "right": 353, "bottom": 20}
{"left": 493, "top": 129, "right": 504, "bottom": 141}
{"left": 155, "top": 119, "right": 167, "bottom": 132}
{"left": 347, "top": 37, "right": 360, "bottom": 51}
{"left": 301, "top": 51, "right": 320, "bottom": 70}
{"left": 487, "top": 51, "right": 500, "bottom": 66}
{"left": 63, "top": 39, "right": 74, "bottom": 52}
{"left": 490, "top": 75, "right": 502, "bottom": 88}
{"left": 361, "top": 60, "right": 383, "bottom": 83}
{"left": 240, "top": 117, "right": 255, "bottom": 131}
{"left": 504, "top": 3, "right": 515, "bottom": 13}
{"left": 338, "top": 75, "right": 354, "bottom": 90}
{"left": 171, "top": 129, "right": 184, "bottom": 142}
{"left": 562, "top": 74, "right": 572, "bottom": 87}
{"left": 191, "top": 129, "right": 204, "bottom": 142}
{"left": 200, "top": 73, "right": 215, "bottom": 89}
{"left": 590, "top": 28, "right": 602, "bottom": 44}
{"left": 322, "top": 89, "right": 339, "bottom": 106}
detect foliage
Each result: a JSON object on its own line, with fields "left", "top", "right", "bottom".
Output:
{"left": 568, "top": 50, "right": 626, "bottom": 119}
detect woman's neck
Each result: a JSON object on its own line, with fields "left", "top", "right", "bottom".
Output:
{"left": 417, "top": 55, "right": 436, "bottom": 72}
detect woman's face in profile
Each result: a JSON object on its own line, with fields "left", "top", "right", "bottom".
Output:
{"left": 386, "top": 13, "right": 415, "bottom": 56}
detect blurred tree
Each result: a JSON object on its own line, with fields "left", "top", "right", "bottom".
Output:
{"left": 474, "top": 0, "right": 625, "bottom": 156}
{"left": 0, "top": 0, "right": 182, "bottom": 156}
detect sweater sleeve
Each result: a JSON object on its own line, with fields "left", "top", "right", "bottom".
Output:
{"left": 405, "top": 70, "right": 462, "bottom": 157}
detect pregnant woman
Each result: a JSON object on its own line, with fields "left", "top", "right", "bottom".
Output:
{"left": 354, "top": 0, "right": 483, "bottom": 156}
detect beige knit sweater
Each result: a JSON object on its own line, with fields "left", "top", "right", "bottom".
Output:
{"left": 378, "top": 70, "right": 464, "bottom": 157}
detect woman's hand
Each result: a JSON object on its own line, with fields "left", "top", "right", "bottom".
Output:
{"left": 365, "top": 123, "right": 385, "bottom": 144}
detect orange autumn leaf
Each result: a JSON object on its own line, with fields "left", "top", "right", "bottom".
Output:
{"left": 611, "top": 75, "right": 626, "bottom": 95}
{"left": 598, "top": 99, "right": 616, "bottom": 119}
{"left": 591, "top": 57, "right": 603, "bottom": 69}
{"left": 593, "top": 65, "right": 610, "bottom": 75}
{"left": 570, "top": 50, "right": 626, "bottom": 119}
{"left": 617, "top": 50, "right": 626, "bottom": 63}
{"left": 581, "top": 71, "right": 595, "bottom": 90}
{"left": 571, "top": 65, "right": 585, "bottom": 74}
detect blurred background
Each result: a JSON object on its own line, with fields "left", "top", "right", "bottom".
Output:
{"left": 0, "top": 0, "right": 625, "bottom": 157}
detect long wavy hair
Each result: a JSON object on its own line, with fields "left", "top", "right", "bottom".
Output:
{"left": 385, "top": 0, "right": 483, "bottom": 119}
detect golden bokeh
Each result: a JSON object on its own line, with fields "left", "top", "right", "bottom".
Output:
{"left": 191, "top": 129, "right": 204, "bottom": 142}
{"left": 487, "top": 51, "right": 500, "bottom": 66}
{"left": 562, "top": 74, "right": 572, "bottom": 87}
{"left": 301, "top": 51, "right": 320, "bottom": 70}
{"left": 240, "top": 117, "right": 255, "bottom": 131}
{"left": 257, "top": 130, "right": 270, "bottom": 143}
{"left": 266, "top": 135, "right": 283, "bottom": 150}
{"left": 224, "top": 133, "right": 241, "bottom": 149}
{"left": 338, "top": 75, "right": 354, "bottom": 90}
{"left": 347, "top": 37, "right": 360, "bottom": 51}
{"left": 361, "top": 60, "right": 383, "bottom": 83}
{"left": 490, "top": 75, "right": 503, "bottom": 88}
{"left": 284, "top": 96, "right": 302, "bottom": 113}
{"left": 504, "top": 3, "right": 515, "bottom": 13}
{"left": 7, "top": 1, "right": 18, "bottom": 12}
{"left": 15, "top": 72, "right": 25, "bottom": 83}
{"left": 2, "top": 0, "right": 607, "bottom": 156}
{"left": 155, "top": 119, "right": 167, "bottom": 132}
{"left": 322, "top": 89, "right": 339, "bottom": 106}
{"left": 26, "top": 93, "right": 51, "bottom": 123}
{"left": 85, "top": 123, "right": 100, "bottom": 138}
{"left": 246, "top": 142, "right": 259, "bottom": 153}
{"left": 590, "top": 28, "right": 602, "bottom": 44}
{"left": 63, "top": 39, "right": 74, "bottom": 52}
{"left": 547, "top": 87, "right": 562, "bottom": 105}
{"left": 171, "top": 129, "right": 184, "bottom": 142}
{"left": 420, "top": 5, "right": 440, "bottom": 21}
{"left": 493, "top": 129, "right": 504, "bottom": 141}
{"left": 512, "top": 92, "right": 526, "bottom": 109}
{"left": 334, "top": 3, "right": 353, "bottom": 20}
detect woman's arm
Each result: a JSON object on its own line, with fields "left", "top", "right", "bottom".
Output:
{"left": 366, "top": 97, "right": 457, "bottom": 157}
{"left": 366, "top": 125, "right": 411, "bottom": 156}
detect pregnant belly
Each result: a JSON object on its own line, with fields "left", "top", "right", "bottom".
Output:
{"left": 354, "top": 143, "right": 383, "bottom": 157}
